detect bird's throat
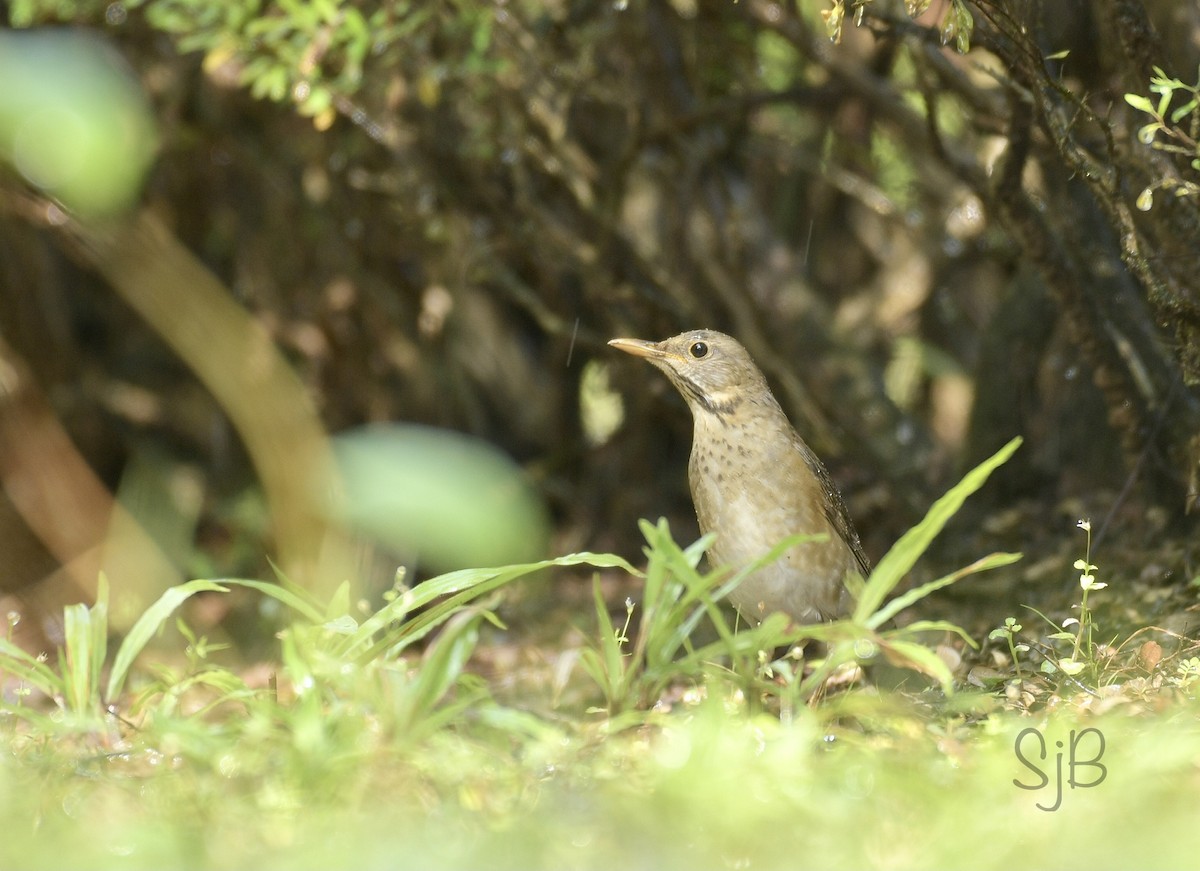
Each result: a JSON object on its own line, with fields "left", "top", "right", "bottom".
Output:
{"left": 681, "top": 380, "right": 741, "bottom": 418}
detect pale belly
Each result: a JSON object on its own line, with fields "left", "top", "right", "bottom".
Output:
{"left": 691, "top": 465, "right": 851, "bottom": 624}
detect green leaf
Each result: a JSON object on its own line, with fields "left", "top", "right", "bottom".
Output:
{"left": 681, "top": 531, "right": 715, "bottom": 569}
{"left": 106, "top": 579, "right": 229, "bottom": 702}
{"left": 299, "top": 85, "right": 333, "bottom": 117}
{"left": 854, "top": 436, "right": 1022, "bottom": 621}
{"left": 591, "top": 575, "right": 625, "bottom": 697}
{"left": 892, "top": 619, "right": 979, "bottom": 648}
{"left": 322, "top": 615, "right": 359, "bottom": 635}
{"left": 1170, "top": 98, "right": 1198, "bottom": 124}
{"left": 868, "top": 551, "right": 1022, "bottom": 628}
{"left": 399, "top": 608, "right": 484, "bottom": 729}
{"left": 0, "top": 639, "right": 64, "bottom": 698}
{"left": 324, "top": 579, "right": 351, "bottom": 620}
{"left": 1124, "top": 93, "right": 1155, "bottom": 114}
{"left": 883, "top": 639, "right": 955, "bottom": 693}
{"left": 411, "top": 551, "right": 638, "bottom": 608}
{"left": 62, "top": 576, "right": 108, "bottom": 715}
{"left": 940, "top": 0, "right": 973, "bottom": 53}
{"left": 356, "top": 551, "right": 639, "bottom": 661}
{"left": 213, "top": 577, "right": 326, "bottom": 624}
{"left": 1157, "top": 88, "right": 1173, "bottom": 118}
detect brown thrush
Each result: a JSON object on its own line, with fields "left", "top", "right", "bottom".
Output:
{"left": 609, "top": 329, "right": 870, "bottom": 625}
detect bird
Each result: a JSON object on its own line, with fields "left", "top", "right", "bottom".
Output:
{"left": 609, "top": 329, "right": 870, "bottom": 626}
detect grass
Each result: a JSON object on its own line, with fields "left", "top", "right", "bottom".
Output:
{"left": 3, "top": 434, "right": 1200, "bottom": 870}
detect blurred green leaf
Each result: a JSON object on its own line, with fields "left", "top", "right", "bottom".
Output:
{"left": 332, "top": 424, "right": 551, "bottom": 573}
{"left": 1125, "top": 93, "right": 1155, "bottom": 114}
{"left": 0, "top": 29, "right": 158, "bottom": 216}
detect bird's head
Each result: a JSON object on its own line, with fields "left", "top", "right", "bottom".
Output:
{"left": 608, "top": 329, "right": 770, "bottom": 416}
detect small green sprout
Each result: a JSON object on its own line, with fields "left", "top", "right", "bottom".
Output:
{"left": 989, "top": 616, "right": 1029, "bottom": 679}
{"left": 1057, "top": 519, "right": 1106, "bottom": 678}
{"left": 1124, "top": 65, "right": 1200, "bottom": 209}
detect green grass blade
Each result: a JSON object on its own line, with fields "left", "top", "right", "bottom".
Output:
{"left": 582, "top": 576, "right": 624, "bottom": 705}
{"left": 868, "top": 551, "right": 1022, "bottom": 629}
{"left": 89, "top": 574, "right": 110, "bottom": 708}
{"left": 576, "top": 647, "right": 611, "bottom": 705}
{"left": 62, "top": 601, "right": 101, "bottom": 715}
{"left": 213, "top": 578, "right": 328, "bottom": 624}
{"left": 105, "top": 579, "right": 229, "bottom": 702}
{"left": 593, "top": 576, "right": 627, "bottom": 692}
{"left": 681, "top": 530, "right": 715, "bottom": 568}
{"left": 661, "top": 533, "right": 823, "bottom": 658}
{"left": 331, "top": 590, "right": 414, "bottom": 657}
{"left": 360, "top": 551, "right": 638, "bottom": 661}
{"left": 687, "top": 612, "right": 791, "bottom": 663}
{"left": 639, "top": 518, "right": 674, "bottom": 596}
{"left": 57, "top": 574, "right": 111, "bottom": 715}
{"left": 414, "top": 552, "right": 639, "bottom": 607}
{"left": 0, "top": 639, "right": 65, "bottom": 697}
{"left": 855, "top": 436, "right": 1022, "bottom": 621}
{"left": 890, "top": 619, "right": 979, "bottom": 648}
{"left": 324, "top": 580, "right": 352, "bottom": 620}
{"left": 400, "top": 608, "right": 483, "bottom": 729}
{"left": 882, "top": 638, "right": 956, "bottom": 693}
{"left": 265, "top": 556, "right": 330, "bottom": 617}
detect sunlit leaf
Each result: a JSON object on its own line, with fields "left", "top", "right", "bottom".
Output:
{"left": 1124, "top": 93, "right": 1155, "bottom": 113}
{"left": 0, "top": 29, "right": 158, "bottom": 216}
{"left": 106, "top": 579, "right": 229, "bottom": 702}
{"left": 332, "top": 424, "right": 551, "bottom": 573}
{"left": 854, "top": 437, "right": 1022, "bottom": 621}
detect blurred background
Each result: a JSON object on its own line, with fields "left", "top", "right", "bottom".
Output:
{"left": 0, "top": 0, "right": 1197, "bottom": 651}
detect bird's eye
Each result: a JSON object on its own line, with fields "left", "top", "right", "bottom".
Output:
{"left": 689, "top": 342, "right": 709, "bottom": 359}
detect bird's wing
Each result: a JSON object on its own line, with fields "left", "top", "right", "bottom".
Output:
{"left": 794, "top": 437, "right": 871, "bottom": 578}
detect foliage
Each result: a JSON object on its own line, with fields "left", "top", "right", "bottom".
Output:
{"left": 1125, "top": 65, "right": 1200, "bottom": 210}
{"left": 0, "top": 29, "right": 158, "bottom": 215}
{"left": 2, "top": 434, "right": 1022, "bottom": 749}
{"left": 12, "top": 541, "right": 570, "bottom": 750}
{"left": 9, "top": 0, "right": 492, "bottom": 129}
{"left": 4, "top": 0, "right": 1199, "bottom": 558}
{"left": 2, "top": 435, "right": 1200, "bottom": 868}
{"left": 822, "top": 0, "right": 974, "bottom": 52}
{"left": 978, "top": 513, "right": 1200, "bottom": 718}
{"left": 168, "top": 0, "right": 491, "bottom": 129}
{"left": 5, "top": 437, "right": 1013, "bottom": 722}
{"left": 0, "top": 7, "right": 1197, "bottom": 869}
{"left": 0, "top": 576, "right": 115, "bottom": 723}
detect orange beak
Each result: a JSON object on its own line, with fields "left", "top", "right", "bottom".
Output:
{"left": 608, "top": 338, "right": 683, "bottom": 363}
